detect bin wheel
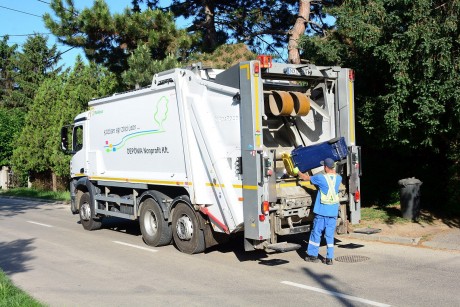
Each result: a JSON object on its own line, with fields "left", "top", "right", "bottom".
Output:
{"left": 172, "top": 202, "right": 205, "bottom": 254}
{"left": 79, "top": 192, "right": 102, "bottom": 231}
{"left": 139, "top": 198, "right": 172, "bottom": 247}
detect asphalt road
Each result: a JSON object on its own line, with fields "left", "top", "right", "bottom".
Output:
{"left": 1, "top": 197, "right": 459, "bottom": 307}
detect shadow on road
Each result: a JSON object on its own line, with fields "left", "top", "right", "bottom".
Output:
{"left": 300, "top": 267, "right": 362, "bottom": 307}
{"left": 206, "top": 232, "right": 313, "bottom": 264}
{"left": 80, "top": 216, "right": 142, "bottom": 236}
{"left": 0, "top": 238, "right": 36, "bottom": 275}
{"left": 0, "top": 196, "right": 59, "bottom": 218}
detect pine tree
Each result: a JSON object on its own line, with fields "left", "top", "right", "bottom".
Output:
{"left": 0, "top": 36, "right": 18, "bottom": 105}
{"left": 122, "top": 45, "right": 180, "bottom": 89}
{"left": 162, "top": 0, "right": 335, "bottom": 61}
{"left": 44, "top": 0, "right": 195, "bottom": 80}
{"left": 4, "top": 34, "right": 61, "bottom": 110}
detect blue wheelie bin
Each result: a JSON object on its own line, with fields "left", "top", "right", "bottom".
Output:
{"left": 291, "top": 137, "right": 348, "bottom": 172}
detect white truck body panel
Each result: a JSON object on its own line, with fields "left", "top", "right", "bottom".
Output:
{"left": 80, "top": 69, "right": 245, "bottom": 232}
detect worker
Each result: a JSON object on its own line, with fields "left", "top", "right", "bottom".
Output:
{"left": 297, "top": 158, "right": 341, "bottom": 265}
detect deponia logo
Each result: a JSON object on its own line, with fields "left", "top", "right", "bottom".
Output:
{"left": 104, "top": 96, "right": 169, "bottom": 153}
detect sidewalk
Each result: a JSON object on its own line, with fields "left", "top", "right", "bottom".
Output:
{"left": 342, "top": 221, "right": 460, "bottom": 252}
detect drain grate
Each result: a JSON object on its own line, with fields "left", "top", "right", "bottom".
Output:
{"left": 335, "top": 255, "right": 370, "bottom": 263}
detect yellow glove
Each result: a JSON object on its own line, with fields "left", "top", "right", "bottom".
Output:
{"left": 282, "top": 152, "right": 299, "bottom": 177}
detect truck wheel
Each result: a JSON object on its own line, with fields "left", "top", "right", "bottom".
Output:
{"left": 172, "top": 203, "right": 205, "bottom": 254}
{"left": 79, "top": 192, "right": 102, "bottom": 231}
{"left": 139, "top": 198, "right": 172, "bottom": 247}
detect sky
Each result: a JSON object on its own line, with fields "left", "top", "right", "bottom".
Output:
{"left": 0, "top": 0, "right": 172, "bottom": 68}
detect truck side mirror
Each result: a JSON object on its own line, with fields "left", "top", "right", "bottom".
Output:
{"left": 61, "top": 126, "right": 68, "bottom": 152}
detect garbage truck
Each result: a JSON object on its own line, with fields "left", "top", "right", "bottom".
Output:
{"left": 60, "top": 56, "right": 362, "bottom": 254}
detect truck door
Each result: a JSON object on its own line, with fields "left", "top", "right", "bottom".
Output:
{"left": 71, "top": 122, "right": 87, "bottom": 177}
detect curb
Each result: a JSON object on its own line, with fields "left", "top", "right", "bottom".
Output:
{"left": 342, "top": 232, "right": 421, "bottom": 245}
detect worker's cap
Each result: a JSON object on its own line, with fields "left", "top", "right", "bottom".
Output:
{"left": 320, "top": 158, "right": 335, "bottom": 168}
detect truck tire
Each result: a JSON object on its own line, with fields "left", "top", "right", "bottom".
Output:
{"left": 139, "top": 198, "right": 172, "bottom": 247}
{"left": 79, "top": 192, "right": 102, "bottom": 231}
{"left": 172, "top": 203, "right": 205, "bottom": 254}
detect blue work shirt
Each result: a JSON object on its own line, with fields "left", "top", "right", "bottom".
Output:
{"left": 310, "top": 173, "right": 342, "bottom": 217}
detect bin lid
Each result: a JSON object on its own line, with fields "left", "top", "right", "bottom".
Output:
{"left": 398, "top": 177, "right": 423, "bottom": 186}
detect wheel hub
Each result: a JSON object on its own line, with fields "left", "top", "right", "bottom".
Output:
{"left": 144, "top": 210, "right": 158, "bottom": 236}
{"left": 176, "top": 215, "right": 193, "bottom": 240}
{"left": 80, "top": 202, "right": 91, "bottom": 221}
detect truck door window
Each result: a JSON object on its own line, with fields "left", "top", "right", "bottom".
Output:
{"left": 73, "top": 125, "right": 84, "bottom": 152}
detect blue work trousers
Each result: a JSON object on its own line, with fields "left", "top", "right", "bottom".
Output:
{"left": 307, "top": 214, "right": 337, "bottom": 259}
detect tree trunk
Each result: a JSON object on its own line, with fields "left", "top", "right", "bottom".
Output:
{"left": 201, "top": 0, "right": 217, "bottom": 52}
{"left": 288, "top": 0, "right": 311, "bottom": 64}
{"left": 52, "top": 171, "right": 57, "bottom": 192}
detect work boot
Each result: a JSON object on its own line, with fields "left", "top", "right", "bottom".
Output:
{"left": 324, "top": 258, "right": 333, "bottom": 265}
{"left": 304, "top": 255, "right": 320, "bottom": 263}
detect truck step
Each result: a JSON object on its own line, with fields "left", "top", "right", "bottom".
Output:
{"left": 266, "top": 242, "right": 301, "bottom": 252}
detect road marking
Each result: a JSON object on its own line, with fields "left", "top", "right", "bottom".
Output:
{"left": 112, "top": 241, "right": 158, "bottom": 253}
{"left": 281, "top": 281, "right": 391, "bottom": 307}
{"left": 27, "top": 221, "right": 53, "bottom": 228}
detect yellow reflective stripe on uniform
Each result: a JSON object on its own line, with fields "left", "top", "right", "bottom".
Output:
{"left": 320, "top": 174, "right": 339, "bottom": 205}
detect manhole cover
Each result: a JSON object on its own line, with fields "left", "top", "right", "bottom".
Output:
{"left": 335, "top": 255, "right": 370, "bottom": 263}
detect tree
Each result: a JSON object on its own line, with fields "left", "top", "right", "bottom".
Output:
{"left": 11, "top": 57, "right": 117, "bottom": 190}
{"left": 46, "top": 0, "right": 336, "bottom": 68}
{"left": 3, "top": 34, "right": 61, "bottom": 110}
{"left": 0, "top": 108, "right": 24, "bottom": 166}
{"left": 12, "top": 76, "right": 63, "bottom": 178}
{"left": 0, "top": 36, "right": 18, "bottom": 104}
{"left": 188, "top": 43, "right": 257, "bottom": 69}
{"left": 131, "top": 0, "right": 159, "bottom": 13}
{"left": 299, "top": 0, "right": 460, "bottom": 211}
{"left": 161, "top": 0, "right": 336, "bottom": 62}
{"left": 44, "top": 0, "right": 195, "bottom": 80}
{"left": 302, "top": 0, "right": 460, "bottom": 150}
{"left": 122, "top": 44, "right": 180, "bottom": 89}
{"left": 288, "top": 0, "right": 311, "bottom": 63}
{"left": 0, "top": 35, "right": 58, "bottom": 169}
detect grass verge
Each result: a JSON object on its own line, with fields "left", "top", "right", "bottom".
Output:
{"left": 0, "top": 269, "right": 44, "bottom": 307}
{"left": 361, "top": 204, "right": 408, "bottom": 224}
{"left": 0, "top": 188, "right": 70, "bottom": 202}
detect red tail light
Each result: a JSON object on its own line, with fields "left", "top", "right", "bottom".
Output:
{"left": 254, "top": 62, "right": 260, "bottom": 74}
{"left": 259, "top": 214, "right": 265, "bottom": 222}
{"left": 354, "top": 190, "right": 360, "bottom": 202}
{"left": 349, "top": 69, "right": 355, "bottom": 81}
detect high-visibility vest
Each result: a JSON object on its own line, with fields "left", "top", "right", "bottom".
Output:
{"left": 320, "top": 174, "right": 339, "bottom": 205}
